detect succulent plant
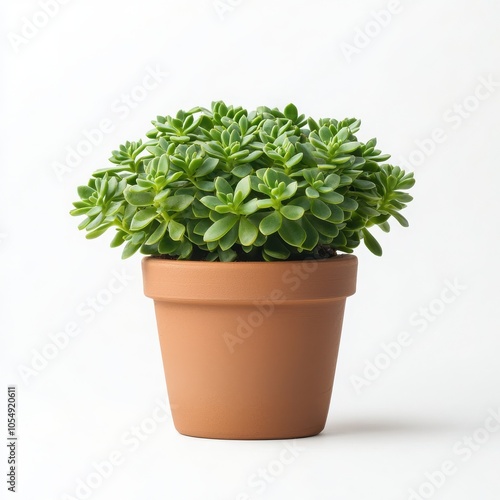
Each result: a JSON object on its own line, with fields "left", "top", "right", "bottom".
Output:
{"left": 71, "top": 102, "right": 414, "bottom": 261}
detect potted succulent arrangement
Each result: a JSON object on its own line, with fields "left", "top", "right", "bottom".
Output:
{"left": 71, "top": 102, "right": 414, "bottom": 439}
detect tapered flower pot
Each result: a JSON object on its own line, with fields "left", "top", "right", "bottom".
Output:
{"left": 142, "top": 254, "right": 357, "bottom": 440}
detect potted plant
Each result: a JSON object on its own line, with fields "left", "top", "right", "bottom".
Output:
{"left": 71, "top": 102, "right": 414, "bottom": 439}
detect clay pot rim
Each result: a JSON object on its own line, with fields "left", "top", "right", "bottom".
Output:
{"left": 144, "top": 253, "right": 355, "bottom": 266}
{"left": 142, "top": 254, "right": 358, "bottom": 303}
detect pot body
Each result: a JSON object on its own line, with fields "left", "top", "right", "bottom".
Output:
{"left": 142, "top": 255, "right": 357, "bottom": 440}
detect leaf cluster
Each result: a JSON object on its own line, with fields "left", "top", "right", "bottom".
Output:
{"left": 71, "top": 102, "right": 414, "bottom": 261}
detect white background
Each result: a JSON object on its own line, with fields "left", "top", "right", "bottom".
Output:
{"left": 2, "top": 0, "right": 500, "bottom": 499}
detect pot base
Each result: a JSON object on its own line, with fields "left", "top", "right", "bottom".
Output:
{"left": 175, "top": 426, "right": 324, "bottom": 440}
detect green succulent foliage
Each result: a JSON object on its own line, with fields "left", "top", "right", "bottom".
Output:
{"left": 71, "top": 102, "right": 415, "bottom": 261}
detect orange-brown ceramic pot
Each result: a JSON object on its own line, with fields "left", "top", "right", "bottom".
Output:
{"left": 142, "top": 255, "right": 357, "bottom": 440}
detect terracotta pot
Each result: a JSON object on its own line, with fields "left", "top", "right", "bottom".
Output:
{"left": 142, "top": 254, "right": 358, "bottom": 440}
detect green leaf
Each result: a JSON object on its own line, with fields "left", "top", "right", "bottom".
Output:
{"left": 106, "top": 177, "right": 118, "bottom": 198}
{"left": 238, "top": 217, "right": 259, "bottom": 246}
{"left": 232, "top": 164, "right": 253, "bottom": 177}
{"left": 215, "top": 205, "right": 233, "bottom": 214}
{"left": 219, "top": 224, "right": 238, "bottom": 250}
{"left": 230, "top": 151, "right": 251, "bottom": 161}
{"left": 300, "top": 216, "right": 319, "bottom": 251}
{"left": 124, "top": 186, "right": 155, "bottom": 206}
{"left": 122, "top": 238, "right": 142, "bottom": 259}
{"left": 154, "top": 189, "right": 171, "bottom": 204}
{"left": 78, "top": 216, "right": 92, "bottom": 230}
{"left": 85, "top": 224, "right": 112, "bottom": 239}
{"left": 70, "top": 207, "right": 90, "bottom": 216}
{"left": 281, "top": 181, "right": 298, "bottom": 200}
{"left": 110, "top": 230, "right": 127, "bottom": 248}
{"left": 338, "top": 142, "right": 360, "bottom": 154}
{"left": 319, "top": 127, "right": 333, "bottom": 142}
{"left": 347, "top": 214, "right": 365, "bottom": 231}
{"left": 217, "top": 248, "right": 237, "bottom": 262}
{"left": 288, "top": 196, "right": 310, "bottom": 210}
{"left": 296, "top": 142, "right": 317, "bottom": 167}
{"left": 193, "top": 219, "right": 212, "bottom": 236}
{"left": 193, "top": 180, "right": 215, "bottom": 191}
{"left": 86, "top": 206, "right": 102, "bottom": 218}
{"left": 147, "top": 145, "right": 165, "bottom": 156}
{"left": 203, "top": 142, "right": 225, "bottom": 157}
{"left": 105, "top": 201, "right": 123, "bottom": 217}
{"left": 353, "top": 179, "right": 376, "bottom": 190}
{"left": 379, "top": 221, "right": 391, "bottom": 233}
{"left": 158, "top": 236, "right": 180, "bottom": 254}
{"left": 357, "top": 205, "right": 380, "bottom": 217}
{"left": 313, "top": 217, "right": 340, "bottom": 238}
{"left": 158, "top": 154, "right": 169, "bottom": 175}
{"left": 256, "top": 198, "right": 273, "bottom": 209}
{"left": 200, "top": 196, "right": 221, "bottom": 210}
{"left": 311, "top": 199, "right": 332, "bottom": 220}
{"left": 170, "top": 135, "right": 190, "bottom": 143}
{"left": 137, "top": 178, "right": 156, "bottom": 189}
{"left": 280, "top": 205, "right": 305, "bottom": 220}
{"left": 328, "top": 204, "right": 345, "bottom": 223}
{"left": 146, "top": 221, "right": 168, "bottom": 245}
{"left": 163, "top": 194, "right": 194, "bottom": 212}
{"left": 331, "top": 232, "right": 347, "bottom": 248}
{"left": 215, "top": 177, "right": 233, "bottom": 196}
{"left": 284, "top": 103, "right": 298, "bottom": 121}
{"left": 238, "top": 150, "right": 263, "bottom": 164}
{"left": 234, "top": 176, "right": 251, "bottom": 202}
{"left": 398, "top": 177, "right": 415, "bottom": 190}
{"left": 195, "top": 157, "right": 219, "bottom": 177}
{"left": 278, "top": 218, "right": 306, "bottom": 247}
{"left": 77, "top": 185, "right": 95, "bottom": 199}
{"left": 239, "top": 199, "right": 259, "bottom": 215}
{"left": 325, "top": 173, "right": 341, "bottom": 189}
{"left": 307, "top": 117, "right": 320, "bottom": 132}
{"left": 362, "top": 228, "right": 383, "bottom": 256}
{"left": 178, "top": 240, "right": 193, "bottom": 259}
{"left": 306, "top": 187, "right": 320, "bottom": 198}
{"left": 259, "top": 211, "right": 282, "bottom": 235}
{"left": 98, "top": 176, "right": 109, "bottom": 198}
{"left": 170, "top": 156, "right": 187, "bottom": 170}
{"left": 394, "top": 192, "right": 413, "bottom": 203}
{"left": 320, "top": 191, "right": 344, "bottom": 204}
{"left": 130, "top": 208, "right": 157, "bottom": 230}
{"left": 123, "top": 203, "right": 137, "bottom": 226}
{"left": 285, "top": 153, "right": 303, "bottom": 169}
{"left": 86, "top": 212, "right": 104, "bottom": 231}
{"left": 264, "top": 149, "right": 284, "bottom": 163}
{"left": 387, "top": 175, "right": 398, "bottom": 191}
{"left": 168, "top": 220, "right": 186, "bottom": 241}
{"left": 263, "top": 237, "right": 291, "bottom": 260}
{"left": 389, "top": 210, "right": 409, "bottom": 227}
{"left": 339, "top": 197, "right": 358, "bottom": 211}
{"left": 204, "top": 214, "right": 239, "bottom": 242}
